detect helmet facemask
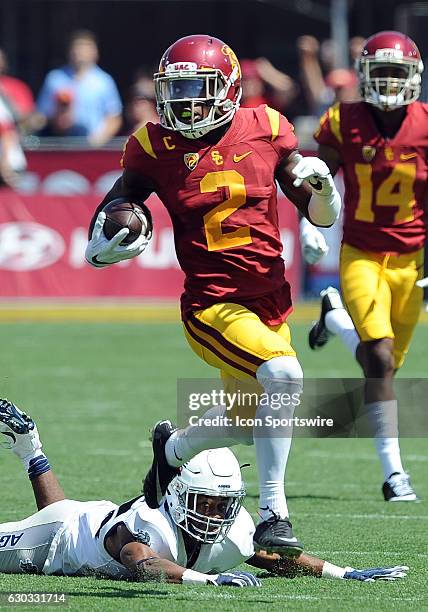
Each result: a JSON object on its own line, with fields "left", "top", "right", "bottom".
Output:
{"left": 154, "top": 65, "right": 241, "bottom": 139}
{"left": 167, "top": 480, "right": 245, "bottom": 544}
{"left": 359, "top": 54, "right": 423, "bottom": 111}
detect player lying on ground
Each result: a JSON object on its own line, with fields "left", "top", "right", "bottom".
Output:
{"left": 307, "top": 30, "right": 427, "bottom": 501}
{"left": 0, "top": 400, "right": 408, "bottom": 584}
{"left": 85, "top": 33, "right": 343, "bottom": 557}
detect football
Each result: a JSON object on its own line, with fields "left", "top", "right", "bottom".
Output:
{"left": 102, "top": 199, "right": 152, "bottom": 245}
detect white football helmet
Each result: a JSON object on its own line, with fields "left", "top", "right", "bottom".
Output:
{"left": 166, "top": 448, "right": 245, "bottom": 544}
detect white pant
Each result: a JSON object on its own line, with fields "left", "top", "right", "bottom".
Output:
{"left": 0, "top": 500, "right": 75, "bottom": 574}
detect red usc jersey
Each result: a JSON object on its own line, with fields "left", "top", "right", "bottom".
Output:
{"left": 314, "top": 101, "right": 428, "bottom": 253}
{"left": 122, "top": 105, "right": 298, "bottom": 325}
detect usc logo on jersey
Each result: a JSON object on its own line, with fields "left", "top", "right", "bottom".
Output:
{"left": 211, "top": 150, "right": 224, "bottom": 165}
{"left": 184, "top": 153, "right": 200, "bottom": 171}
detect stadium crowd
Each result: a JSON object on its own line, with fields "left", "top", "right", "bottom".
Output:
{"left": 0, "top": 28, "right": 366, "bottom": 188}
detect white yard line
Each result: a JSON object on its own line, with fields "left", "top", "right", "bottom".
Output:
{"left": 307, "top": 450, "right": 428, "bottom": 462}
{"left": 87, "top": 449, "right": 134, "bottom": 456}
{"left": 299, "top": 512, "right": 428, "bottom": 520}
{"left": 311, "top": 550, "right": 428, "bottom": 558}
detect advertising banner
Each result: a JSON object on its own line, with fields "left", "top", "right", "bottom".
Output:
{"left": 0, "top": 187, "right": 301, "bottom": 300}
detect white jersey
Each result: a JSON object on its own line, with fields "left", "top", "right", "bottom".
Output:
{"left": 42, "top": 496, "right": 255, "bottom": 578}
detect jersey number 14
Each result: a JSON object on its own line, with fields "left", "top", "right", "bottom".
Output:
{"left": 354, "top": 163, "right": 417, "bottom": 224}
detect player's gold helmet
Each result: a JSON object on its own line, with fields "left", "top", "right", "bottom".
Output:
{"left": 154, "top": 34, "right": 242, "bottom": 139}
{"left": 357, "top": 30, "right": 424, "bottom": 111}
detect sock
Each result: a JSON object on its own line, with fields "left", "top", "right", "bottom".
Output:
{"left": 254, "top": 403, "right": 292, "bottom": 520}
{"left": 254, "top": 356, "right": 303, "bottom": 521}
{"left": 27, "top": 453, "right": 51, "bottom": 481}
{"left": 366, "top": 400, "right": 404, "bottom": 479}
{"left": 325, "top": 309, "right": 360, "bottom": 357}
{"left": 165, "top": 406, "right": 246, "bottom": 468}
{"left": 253, "top": 356, "right": 303, "bottom": 521}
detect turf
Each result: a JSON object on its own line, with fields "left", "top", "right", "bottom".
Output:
{"left": 0, "top": 315, "right": 427, "bottom": 611}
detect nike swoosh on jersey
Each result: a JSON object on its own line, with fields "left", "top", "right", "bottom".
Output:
{"left": 233, "top": 151, "right": 253, "bottom": 162}
{"left": 400, "top": 153, "right": 417, "bottom": 160}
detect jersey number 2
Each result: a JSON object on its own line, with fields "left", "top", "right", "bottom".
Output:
{"left": 354, "top": 163, "right": 417, "bottom": 223}
{"left": 201, "top": 170, "right": 251, "bottom": 251}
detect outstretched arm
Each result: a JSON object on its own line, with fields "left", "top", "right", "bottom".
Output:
{"left": 246, "top": 550, "right": 323, "bottom": 577}
{"left": 246, "top": 550, "right": 408, "bottom": 582}
{"left": 119, "top": 541, "right": 189, "bottom": 583}
{"left": 107, "top": 525, "right": 260, "bottom": 586}
{"left": 119, "top": 540, "right": 260, "bottom": 586}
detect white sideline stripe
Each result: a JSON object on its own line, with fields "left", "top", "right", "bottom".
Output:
{"left": 268, "top": 596, "right": 423, "bottom": 602}
{"left": 311, "top": 550, "right": 428, "bottom": 558}
{"left": 210, "top": 593, "right": 423, "bottom": 603}
{"left": 307, "top": 450, "right": 428, "bottom": 462}
{"left": 299, "top": 512, "right": 428, "bottom": 520}
{"left": 87, "top": 449, "right": 134, "bottom": 456}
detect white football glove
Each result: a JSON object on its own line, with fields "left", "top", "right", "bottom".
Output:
{"left": 299, "top": 217, "right": 329, "bottom": 264}
{"left": 209, "top": 571, "right": 262, "bottom": 587}
{"left": 343, "top": 565, "right": 409, "bottom": 582}
{"left": 85, "top": 211, "right": 149, "bottom": 268}
{"left": 292, "top": 155, "right": 336, "bottom": 196}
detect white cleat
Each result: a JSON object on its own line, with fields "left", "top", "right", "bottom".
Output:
{"left": 382, "top": 472, "right": 419, "bottom": 502}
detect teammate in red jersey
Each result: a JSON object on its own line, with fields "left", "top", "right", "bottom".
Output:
{"left": 309, "top": 31, "right": 425, "bottom": 501}
{"left": 85, "top": 35, "right": 341, "bottom": 554}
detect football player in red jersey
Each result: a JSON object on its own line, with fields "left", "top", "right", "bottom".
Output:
{"left": 85, "top": 35, "right": 341, "bottom": 555}
{"left": 309, "top": 31, "right": 425, "bottom": 501}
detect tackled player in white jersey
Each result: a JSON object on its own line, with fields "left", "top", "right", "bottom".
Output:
{"left": 0, "top": 400, "right": 408, "bottom": 585}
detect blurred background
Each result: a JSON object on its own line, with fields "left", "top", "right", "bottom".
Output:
{"left": 0, "top": 0, "right": 426, "bottom": 306}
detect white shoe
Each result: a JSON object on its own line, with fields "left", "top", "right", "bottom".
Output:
{"left": 0, "top": 399, "right": 42, "bottom": 460}
{"left": 382, "top": 472, "right": 419, "bottom": 502}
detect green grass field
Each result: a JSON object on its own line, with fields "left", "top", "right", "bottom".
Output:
{"left": 0, "top": 310, "right": 427, "bottom": 611}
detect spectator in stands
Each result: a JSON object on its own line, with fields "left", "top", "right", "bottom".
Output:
{"left": 0, "top": 97, "right": 26, "bottom": 187}
{"left": 0, "top": 48, "right": 35, "bottom": 132}
{"left": 123, "top": 68, "right": 158, "bottom": 133}
{"left": 37, "top": 30, "right": 122, "bottom": 146}
{"left": 240, "top": 58, "right": 298, "bottom": 113}
{"left": 37, "top": 90, "right": 87, "bottom": 137}
{"left": 297, "top": 35, "right": 362, "bottom": 117}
